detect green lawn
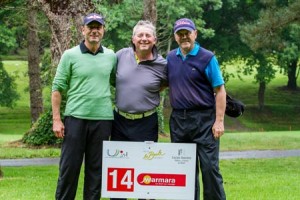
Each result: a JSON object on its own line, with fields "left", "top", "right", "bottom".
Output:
{"left": 0, "top": 61, "right": 50, "bottom": 136}
{"left": 1, "top": 131, "right": 300, "bottom": 159}
{"left": 1, "top": 157, "right": 299, "bottom": 200}
{"left": 220, "top": 157, "right": 300, "bottom": 200}
{"left": 1, "top": 60, "right": 300, "bottom": 199}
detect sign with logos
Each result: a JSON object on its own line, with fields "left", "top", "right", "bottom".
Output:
{"left": 101, "top": 141, "right": 196, "bottom": 199}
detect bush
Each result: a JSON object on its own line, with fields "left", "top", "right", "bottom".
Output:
{"left": 0, "top": 58, "right": 20, "bottom": 107}
{"left": 23, "top": 109, "right": 62, "bottom": 146}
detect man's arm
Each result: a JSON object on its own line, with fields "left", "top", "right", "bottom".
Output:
{"left": 212, "top": 85, "right": 226, "bottom": 139}
{"left": 52, "top": 90, "right": 64, "bottom": 138}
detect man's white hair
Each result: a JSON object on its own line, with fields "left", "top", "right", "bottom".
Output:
{"left": 132, "top": 20, "right": 156, "bottom": 38}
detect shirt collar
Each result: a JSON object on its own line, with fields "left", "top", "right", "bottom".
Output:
{"left": 133, "top": 45, "right": 158, "bottom": 64}
{"left": 80, "top": 40, "right": 104, "bottom": 55}
{"left": 176, "top": 42, "right": 200, "bottom": 59}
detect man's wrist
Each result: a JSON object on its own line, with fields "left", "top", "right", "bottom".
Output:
{"left": 52, "top": 116, "right": 61, "bottom": 121}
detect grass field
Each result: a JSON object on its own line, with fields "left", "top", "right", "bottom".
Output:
{"left": 1, "top": 157, "right": 299, "bottom": 200}
{"left": 1, "top": 131, "right": 300, "bottom": 159}
{"left": 224, "top": 62, "right": 300, "bottom": 132}
{"left": 1, "top": 60, "right": 300, "bottom": 199}
{"left": 1, "top": 60, "right": 300, "bottom": 137}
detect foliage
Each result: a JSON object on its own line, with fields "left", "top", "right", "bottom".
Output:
{"left": 21, "top": 0, "right": 94, "bottom": 146}
{"left": 96, "top": 0, "right": 224, "bottom": 135}
{"left": 0, "top": 25, "right": 17, "bottom": 54}
{"left": 2, "top": 59, "right": 300, "bottom": 150}
{"left": 157, "top": 90, "right": 167, "bottom": 134}
{"left": 40, "top": 49, "right": 53, "bottom": 86}
{"left": 0, "top": 58, "right": 19, "bottom": 107}
{"left": 239, "top": 0, "right": 300, "bottom": 90}
{"left": 0, "top": 0, "right": 50, "bottom": 56}
{"left": 202, "top": 0, "right": 264, "bottom": 83}
{"left": 0, "top": 0, "right": 27, "bottom": 54}
{"left": 22, "top": 109, "right": 62, "bottom": 146}
{"left": 244, "top": 54, "right": 276, "bottom": 84}
{"left": 2, "top": 0, "right": 299, "bottom": 143}
{"left": 95, "top": 0, "right": 145, "bottom": 51}
{"left": 97, "top": 0, "right": 223, "bottom": 53}
{"left": 277, "top": 24, "right": 300, "bottom": 76}
{"left": 239, "top": 0, "right": 300, "bottom": 52}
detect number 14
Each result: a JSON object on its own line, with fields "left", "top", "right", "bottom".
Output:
{"left": 107, "top": 168, "right": 135, "bottom": 192}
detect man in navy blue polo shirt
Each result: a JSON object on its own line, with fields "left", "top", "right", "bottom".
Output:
{"left": 167, "top": 18, "right": 227, "bottom": 200}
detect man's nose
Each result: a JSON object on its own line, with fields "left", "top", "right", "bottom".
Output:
{"left": 181, "top": 33, "right": 188, "bottom": 38}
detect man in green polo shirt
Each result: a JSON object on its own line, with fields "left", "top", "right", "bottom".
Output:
{"left": 52, "top": 13, "right": 117, "bottom": 200}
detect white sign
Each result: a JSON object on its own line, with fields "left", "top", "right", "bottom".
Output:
{"left": 101, "top": 141, "right": 196, "bottom": 199}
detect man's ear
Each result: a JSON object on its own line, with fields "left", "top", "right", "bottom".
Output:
{"left": 81, "top": 26, "right": 85, "bottom": 35}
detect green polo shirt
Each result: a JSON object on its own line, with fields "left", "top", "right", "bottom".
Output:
{"left": 52, "top": 43, "right": 117, "bottom": 120}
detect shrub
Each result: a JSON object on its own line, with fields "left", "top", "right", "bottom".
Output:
{"left": 23, "top": 109, "right": 62, "bottom": 146}
{"left": 0, "top": 58, "right": 20, "bottom": 107}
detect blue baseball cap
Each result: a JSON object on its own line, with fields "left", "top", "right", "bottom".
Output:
{"left": 173, "top": 18, "right": 196, "bottom": 33}
{"left": 83, "top": 13, "right": 105, "bottom": 25}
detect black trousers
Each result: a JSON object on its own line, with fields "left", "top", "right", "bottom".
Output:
{"left": 110, "top": 110, "right": 157, "bottom": 200}
{"left": 55, "top": 116, "right": 112, "bottom": 200}
{"left": 169, "top": 108, "right": 226, "bottom": 200}
{"left": 110, "top": 110, "right": 158, "bottom": 142}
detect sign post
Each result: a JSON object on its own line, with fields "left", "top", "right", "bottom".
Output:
{"left": 101, "top": 141, "right": 196, "bottom": 199}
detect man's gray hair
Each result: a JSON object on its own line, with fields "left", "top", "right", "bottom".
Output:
{"left": 132, "top": 20, "right": 156, "bottom": 38}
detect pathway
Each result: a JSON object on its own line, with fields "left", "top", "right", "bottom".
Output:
{"left": 1, "top": 149, "right": 300, "bottom": 167}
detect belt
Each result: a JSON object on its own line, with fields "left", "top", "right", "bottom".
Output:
{"left": 115, "top": 107, "right": 156, "bottom": 120}
{"left": 173, "top": 107, "right": 213, "bottom": 112}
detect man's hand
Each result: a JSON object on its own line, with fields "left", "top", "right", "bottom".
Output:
{"left": 53, "top": 119, "right": 65, "bottom": 138}
{"left": 213, "top": 85, "right": 226, "bottom": 140}
{"left": 51, "top": 91, "right": 64, "bottom": 138}
{"left": 212, "top": 121, "right": 224, "bottom": 140}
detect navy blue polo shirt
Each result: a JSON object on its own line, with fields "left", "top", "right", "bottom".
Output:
{"left": 167, "top": 43, "right": 224, "bottom": 109}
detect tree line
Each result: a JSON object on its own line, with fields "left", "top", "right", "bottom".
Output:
{"left": 0, "top": 0, "right": 299, "bottom": 145}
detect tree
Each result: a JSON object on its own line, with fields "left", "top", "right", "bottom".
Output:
{"left": 23, "top": 0, "right": 94, "bottom": 145}
{"left": 1, "top": 0, "right": 50, "bottom": 122}
{"left": 0, "top": 0, "right": 26, "bottom": 55}
{"left": 277, "top": 24, "right": 300, "bottom": 90}
{"left": 0, "top": 25, "right": 17, "bottom": 55}
{"left": 143, "top": 0, "right": 157, "bottom": 26}
{"left": 0, "top": 5, "right": 20, "bottom": 107}
{"left": 239, "top": 0, "right": 300, "bottom": 91}
{"left": 34, "top": 0, "right": 94, "bottom": 67}
{"left": 27, "top": 0, "right": 44, "bottom": 123}
{"left": 0, "top": 58, "right": 19, "bottom": 107}
{"left": 200, "top": 0, "right": 278, "bottom": 109}
{"left": 24, "top": 0, "right": 249, "bottom": 144}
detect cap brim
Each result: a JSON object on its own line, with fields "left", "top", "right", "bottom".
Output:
{"left": 85, "top": 19, "right": 104, "bottom": 25}
{"left": 174, "top": 27, "right": 195, "bottom": 33}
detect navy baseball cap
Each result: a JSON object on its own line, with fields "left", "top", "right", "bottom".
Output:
{"left": 173, "top": 18, "right": 196, "bottom": 33}
{"left": 83, "top": 13, "right": 105, "bottom": 25}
